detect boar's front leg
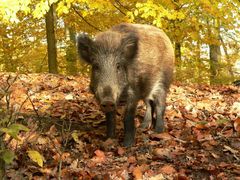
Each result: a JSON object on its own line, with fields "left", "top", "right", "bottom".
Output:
{"left": 106, "top": 111, "right": 116, "bottom": 138}
{"left": 154, "top": 87, "right": 167, "bottom": 133}
{"left": 141, "top": 100, "right": 155, "bottom": 129}
{"left": 123, "top": 96, "right": 138, "bottom": 147}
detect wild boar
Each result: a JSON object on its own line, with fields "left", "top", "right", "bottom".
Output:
{"left": 77, "top": 23, "right": 174, "bottom": 147}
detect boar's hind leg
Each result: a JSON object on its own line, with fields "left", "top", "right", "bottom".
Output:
{"left": 153, "top": 87, "right": 167, "bottom": 133}
{"left": 141, "top": 100, "right": 155, "bottom": 129}
{"left": 106, "top": 111, "right": 116, "bottom": 138}
{"left": 123, "top": 98, "right": 138, "bottom": 147}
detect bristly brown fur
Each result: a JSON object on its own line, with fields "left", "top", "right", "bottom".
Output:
{"left": 77, "top": 23, "right": 175, "bottom": 147}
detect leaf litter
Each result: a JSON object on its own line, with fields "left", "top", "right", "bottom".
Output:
{"left": 0, "top": 73, "right": 239, "bottom": 179}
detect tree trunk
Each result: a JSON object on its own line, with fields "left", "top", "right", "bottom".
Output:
{"left": 209, "top": 44, "right": 220, "bottom": 84}
{"left": 175, "top": 42, "right": 182, "bottom": 63}
{"left": 220, "top": 36, "right": 234, "bottom": 78}
{"left": 65, "top": 25, "right": 78, "bottom": 75}
{"left": 0, "top": 137, "right": 5, "bottom": 179}
{"left": 196, "top": 40, "right": 201, "bottom": 82}
{"left": 45, "top": 4, "right": 58, "bottom": 74}
{"left": 0, "top": 158, "right": 5, "bottom": 179}
{"left": 208, "top": 18, "right": 221, "bottom": 85}
{"left": 175, "top": 42, "right": 181, "bottom": 65}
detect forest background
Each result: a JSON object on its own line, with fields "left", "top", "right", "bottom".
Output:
{"left": 0, "top": 0, "right": 239, "bottom": 84}
{"left": 0, "top": 0, "right": 240, "bottom": 178}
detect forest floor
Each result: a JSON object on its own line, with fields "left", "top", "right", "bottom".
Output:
{"left": 0, "top": 73, "right": 240, "bottom": 179}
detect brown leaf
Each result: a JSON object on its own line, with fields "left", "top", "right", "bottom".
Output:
{"left": 92, "top": 149, "right": 106, "bottom": 163}
{"left": 150, "top": 132, "right": 173, "bottom": 140}
{"left": 61, "top": 152, "right": 71, "bottom": 161}
{"left": 152, "top": 148, "right": 173, "bottom": 160}
{"left": 47, "top": 125, "right": 57, "bottom": 135}
{"left": 195, "top": 123, "right": 207, "bottom": 130}
{"left": 132, "top": 166, "right": 143, "bottom": 180}
{"left": 159, "top": 165, "right": 176, "bottom": 174}
{"left": 37, "top": 136, "right": 49, "bottom": 145}
{"left": 117, "top": 147, "right": 126, "bottom": 156}
{"left": 128, "top": 156, "right": 136, "bottom": 164}
{"left": 234, "top": 118, "right": 240, "bottom": 133}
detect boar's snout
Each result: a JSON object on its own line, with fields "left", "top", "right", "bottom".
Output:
{"left": 98, "top": 86, "right": 118, "bottom": 112}
{"left": 100, "top": 99, "right": 116, "bottom": 112}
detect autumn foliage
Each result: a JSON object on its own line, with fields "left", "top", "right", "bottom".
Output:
{"left": 0, "top": 0, "right": 239, "bottom": 83}
{"left": 0, "top": 0, "right": 240, "bottom": 179}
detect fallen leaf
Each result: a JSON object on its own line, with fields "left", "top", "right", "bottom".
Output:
{"left": 37, "top": 136, "right": 49, "bottom": 145}
{"left": 148, "top": 174, "right": 165, "bottom": 180}
{"left": 27, "top": 150, "right": 45, "bottom": 167}
{"left": 234, "top": 118, "right": 240, "bottom": 133}
{"left": 92, "top": 149, "right": 106, "bottom": 163}
{"left": 159, "top": 165, "right": 177, "bottom": 174}
{"left": 132, "top": 166, "right": 142, "bottom": 180}
{"left": 69, "top": 159, "right": 79, "bottom": 170}
{"left": 128, "top": 156, "right": 136, "bottom": 164}
{"left": 150, "top": 132, "right": 173, "bottom": 140}
{"left": 117, "top": 147, "right": 126, "bottom": 156}
{"left": 65, "top": 93, "right": 74, "bottom": 100}
{"left": 152, "top": 148, "right": 172, "bottom": 160}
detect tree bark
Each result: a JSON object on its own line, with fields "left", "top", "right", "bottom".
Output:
{"left": 0, "top": 137, "right": 5, "bottom": 179}
{"left": 65, "top": 25, "right": 78, "bottom": 75}
{"left": 196, "top": 40, "right": 201, "bottom": 82}
{"left": 175, "top": 42, "right": 181, "bottom": 65}
{"left": 209, "top": 44, "right": 220, "bottom": 84}
{"left": 45, "top": 4, "right": 58, "bottom": 74}
{"left": 208, "top": 18, "right": 221, "bottom": 85}
{"left": 220, "top": 36, "right": 234, "bottom": 78}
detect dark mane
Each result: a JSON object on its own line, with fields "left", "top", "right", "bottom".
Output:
{"left": 111, "top": 23, "right": 137, "bottom": 35}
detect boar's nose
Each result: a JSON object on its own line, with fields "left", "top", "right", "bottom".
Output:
{"left": 100, "top": 100, "right": 115, "bottom": 112}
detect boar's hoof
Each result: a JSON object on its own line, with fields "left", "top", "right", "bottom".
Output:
{"left": 154, "top": 126, "right": 165, "bottom": 133}
{"left": 123, "top": 136, "right": 135, "bottom": 147}
{"left": 140, "top": 121, "right": 151, "bottom": 129}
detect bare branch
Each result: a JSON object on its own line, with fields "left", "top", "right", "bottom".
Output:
{"left": 111, "top": 1, "right": 126, "bottom": 15}
{"left": 72, "top": 6, "right": 102, "bottom": 32}
{"left": 115, "top": 0, "right": 131, "bottom": 12}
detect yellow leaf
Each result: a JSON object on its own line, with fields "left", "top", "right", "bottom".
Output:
{"left": 134, "top": 9, "right": 138, "bottom": 16}
{"left": 27, "top": 150, "right": 45, "bottom": 167}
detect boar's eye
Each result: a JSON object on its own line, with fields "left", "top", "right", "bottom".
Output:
{"left": 93, "top": 64, "right": 100, "bottom": 71}
{"left": 90, "top": 57, "right": 95, "bottom": 62}
{"left": 116, "top": 63, "right": 121, "bottom": 71}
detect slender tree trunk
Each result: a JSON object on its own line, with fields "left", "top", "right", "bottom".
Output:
{"left": 208, "top": 18, "right": 221, "bottom": 85}
{"left": 0, "top": 137, "right": 5, "bottom": 179}
{"left": 45, "top": 4, "right": 58, "bottom": 74}
{"left": 209, "top": 44, "right": 220, "bottom": 84}
{"left": 0, "top": 159, "right": 5, "bottom": 179}
{"left": 65, "top": 25, "right": 78, "bottom": 75}
{"left": 196, "top": 40, "right": 201, "bottom": 82}
{"left": 220, "top": 36, "right": 234, "bottom": 78}
{"left": 175, "top": 42, "right": 181, "bottom": 65}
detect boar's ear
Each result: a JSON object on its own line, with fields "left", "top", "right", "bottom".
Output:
{"left": 77, "top": 34, "right": 95, "bottom": 64}
{"left": 121, "top": 33, "right": 138, "bottom": 60}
